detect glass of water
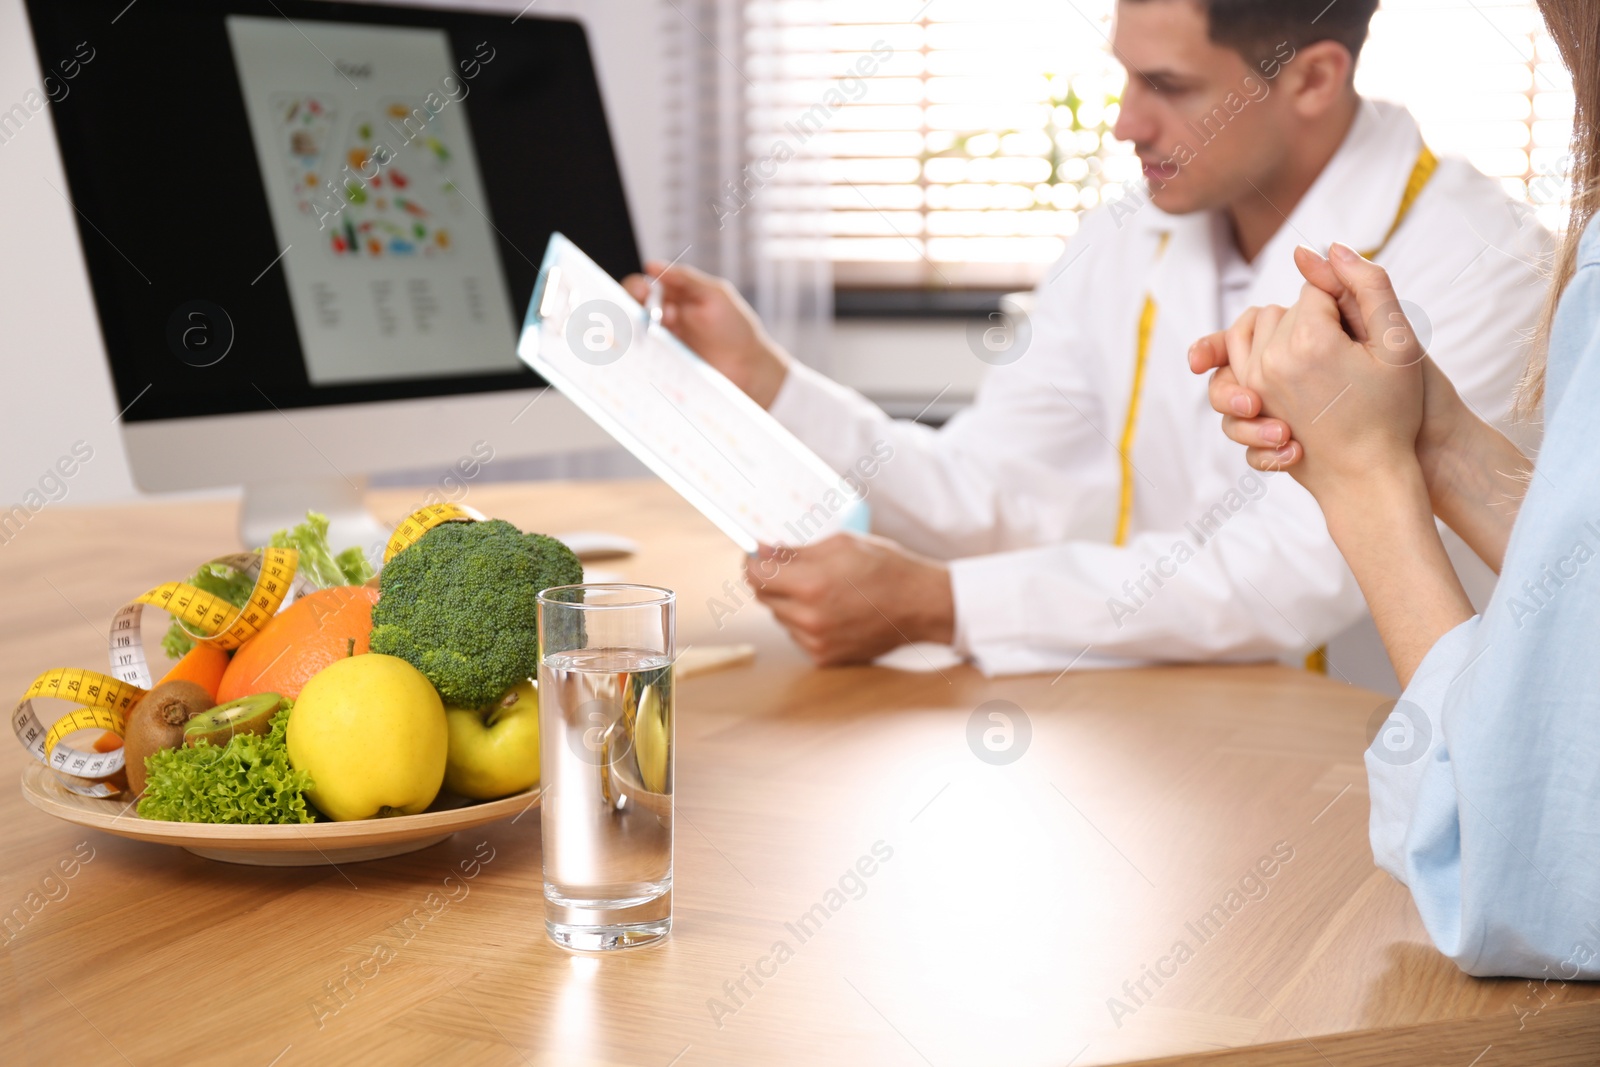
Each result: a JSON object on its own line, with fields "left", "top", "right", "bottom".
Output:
{"left": 537, "top": 584, "right": 674, "bottom": 951}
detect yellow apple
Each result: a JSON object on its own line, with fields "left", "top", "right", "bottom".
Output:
{"left": 443, "top": 679, "right": 540, "bottom": 800}
{"left": 287, "top": 654, "right": 447, "bottom": 820}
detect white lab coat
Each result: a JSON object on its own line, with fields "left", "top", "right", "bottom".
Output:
{"left": 769, "top": 101, "right": 1550, "bottom": 675}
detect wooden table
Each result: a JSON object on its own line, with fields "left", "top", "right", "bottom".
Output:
{"left": 3, "top": 480, "right": 1597, "bottom": 1066}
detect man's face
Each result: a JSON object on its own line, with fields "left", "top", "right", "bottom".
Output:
{"left": 1110, "top": 0, "right": 1292, "bottom": 215}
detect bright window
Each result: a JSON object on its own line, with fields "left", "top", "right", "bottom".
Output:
{"left": 1358, "top": 0, "right": 1572, "bottom": 231}
{"left": 750, "top": 0, "right": 1573, "bottom": 290}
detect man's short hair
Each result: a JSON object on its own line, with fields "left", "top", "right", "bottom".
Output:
{"left": 1135, "top": 0, "right": 1382, "bottom": 66}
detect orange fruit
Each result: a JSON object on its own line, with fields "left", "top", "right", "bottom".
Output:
{"left": 216, "top": 586, "right": 379, "bottom": 704}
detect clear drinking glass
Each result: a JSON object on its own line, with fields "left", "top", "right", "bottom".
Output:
{"left": 537, "top": 584, "right": 675, "bottom": 950}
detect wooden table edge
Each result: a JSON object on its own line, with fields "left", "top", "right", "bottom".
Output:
{"left": 1123, "top": 999, "right": 1600, "bottom": 1066}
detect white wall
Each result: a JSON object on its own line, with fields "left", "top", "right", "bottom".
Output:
{"left": 0, "top": 0, "right": 134, "bottom": 505}
{"left": 0, "top": 0, "right": 672, "bottom": 506}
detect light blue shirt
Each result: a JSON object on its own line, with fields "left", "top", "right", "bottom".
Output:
{"left": 1368, "top": 211, "right": 1600, "bottom": 978}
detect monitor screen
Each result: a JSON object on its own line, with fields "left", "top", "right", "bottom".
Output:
{"left": 24, "top": 0, "right": 641, "bottom": 423}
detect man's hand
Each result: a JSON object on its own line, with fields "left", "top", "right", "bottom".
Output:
{"left": 622, "top": 260, "right": 791, "bottom": 408}
{"left": 745, "top": 534, "right": 956, "bottom": 666}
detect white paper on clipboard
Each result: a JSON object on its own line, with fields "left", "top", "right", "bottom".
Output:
{"left": 517, "top": 234, "right": 869, "bottom": 554}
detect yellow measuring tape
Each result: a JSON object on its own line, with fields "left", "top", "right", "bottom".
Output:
{"left": 1113, "top": 146, "right": 1438, "bottom": 672}
{"left": 44, "top": 703, "right": 130, "bottom": 755}
{"left": 108, "top": 547, "right": 303, "bottom": 688}
{"left": 383, "top": 502, "right": 483, "bottom": 562}
{"left": 16, "top": 506, "right": 480, "bottom": 797}
{"left": 1115, "top": 288, "right": 1164, "bottom": 548}
{"left": 1360, "top": 146, "right": 1438, "bottom": 260}
{"left": 11, "top": 669, "right": 145, "bottom": 793}
{"left": 1114, "top": 146, "right": 1439, "bottom": 547}
{"left": 14, "top": 547, "right": 306, "bottom": 797}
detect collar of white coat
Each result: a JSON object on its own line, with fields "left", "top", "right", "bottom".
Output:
{"left": 1136, "top": 99, "right": 1427, "bottom": 322}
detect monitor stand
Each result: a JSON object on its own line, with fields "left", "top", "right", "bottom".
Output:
{"left": 239, "top": 477, "right": 392, "bottom": 569}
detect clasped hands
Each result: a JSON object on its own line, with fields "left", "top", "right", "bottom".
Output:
{"left": 626, "top": 245, "right": 1476, "bottom": 668}
{"left": 740, "top": 242, "right": 1466, "bottom": 669}
{"left": 1187, "top": 242, "right": 1469, "bottom": 516}
{"left": 1189, "top": 243, "right": 1514, "bottom": 684}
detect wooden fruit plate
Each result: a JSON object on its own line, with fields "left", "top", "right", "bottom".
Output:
{"left": 17, "top": 643, "right": 755, "bottom": 867}
{"left": 20, "top": 762, "right": 541, "bottom": 867}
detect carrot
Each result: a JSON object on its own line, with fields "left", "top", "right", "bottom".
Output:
{"left": 157, "top": 642, "right": 230, "bottom": 704}
{"left": 93, "top": 730, "right": 123, "bottom": 752}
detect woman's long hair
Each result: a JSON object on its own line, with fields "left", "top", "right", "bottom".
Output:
{"left": 1522, "top": 0, "right": 1600, "bottom": 409}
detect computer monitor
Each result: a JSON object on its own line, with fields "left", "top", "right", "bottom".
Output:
{"left": 24, "top": 0, "right": 640, "bottom": 555}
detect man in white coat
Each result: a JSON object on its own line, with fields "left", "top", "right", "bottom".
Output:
{"left": 625, "top": 0, "right": 1548, "bottom": 674}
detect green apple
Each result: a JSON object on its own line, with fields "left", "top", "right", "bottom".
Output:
{"left": 444, "top": 679, "right": 540, "bottom": 800}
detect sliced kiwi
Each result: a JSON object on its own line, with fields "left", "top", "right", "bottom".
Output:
{"left": 183, "top": 693, "right": 287, "bottom": 748}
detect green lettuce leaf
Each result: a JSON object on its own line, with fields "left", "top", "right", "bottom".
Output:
{"left": 136, "top": 707, "right": 315, "bottom": 824}
{"left": 160, "top": 511, "right": 376, "bottom": 659}
{"left": 160, "top": 563, "right": 255, "bottom": 659}
{"left": 269, "top": 510, "right": 377, "bottom": 589}
{"left": 333, "top": 544, "right": 375, "bottom": 586}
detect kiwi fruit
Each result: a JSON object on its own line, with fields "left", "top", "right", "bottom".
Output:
{"left": 184, "top": 692, "right": 287, "bottom": 748}
{"left": 122, "top": 680, "right": 214, "bottom": 796}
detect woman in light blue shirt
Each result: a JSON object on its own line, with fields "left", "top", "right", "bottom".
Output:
{"left": 1186, "top": 0, "right": 1598, "bottom": 978}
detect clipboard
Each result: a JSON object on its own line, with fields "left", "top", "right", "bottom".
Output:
{"left": 517, "top": 234, "right": 869, "bottom": 554}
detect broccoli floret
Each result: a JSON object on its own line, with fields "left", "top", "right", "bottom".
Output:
{"left": 369, "top": 519, "right": 583, "bottom": 709}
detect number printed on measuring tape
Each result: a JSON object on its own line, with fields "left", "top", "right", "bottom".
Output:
{"left": 383, "top": 503, "right": 484, "bottom": 563}
{"left": 108, "top": 547, "right": 307, "bottom": 689}
{"left": 11, "top": 669, "right": 145, "bottom": 797}
{"left": 12, "top": 547, "right": 308, "bottom": 797}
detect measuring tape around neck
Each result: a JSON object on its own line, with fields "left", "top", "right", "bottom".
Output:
{"left": 1112, "top": 144, "right": 1440, "bottom": 548}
